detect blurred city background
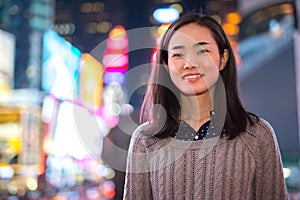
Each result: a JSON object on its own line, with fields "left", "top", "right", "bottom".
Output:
{"left": 0, "top": 0, "right": 300, "bottom": 199}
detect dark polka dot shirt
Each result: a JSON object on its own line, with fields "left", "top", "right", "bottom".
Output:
{"left": 172, "top": 111, "right": 226, "bottom": 141}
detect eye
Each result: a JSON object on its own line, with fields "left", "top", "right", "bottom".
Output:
{"left": 171, "top": 53, "right": 184, "bottom": 58}
{"left": 197, "top": 49, "right": 209, "bottom": 55}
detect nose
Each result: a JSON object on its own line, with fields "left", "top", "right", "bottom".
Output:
{"left": 183, "top": 57, "right": 197, "bottom": 69}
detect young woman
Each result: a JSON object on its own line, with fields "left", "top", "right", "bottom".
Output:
{"left": 123, "top": 12, "right": 288, "bottom": 200}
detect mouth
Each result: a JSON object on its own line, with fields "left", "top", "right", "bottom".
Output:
{"left": 182, "top": 73, "right": 205, "bottom": 80}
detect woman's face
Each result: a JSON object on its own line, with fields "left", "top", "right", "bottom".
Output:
{"left": 167, "top": 23, "right": 226, "bottom": 96}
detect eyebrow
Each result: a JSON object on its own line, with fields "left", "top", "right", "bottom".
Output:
{"left": 193, "top": 42, "right": 210, "bottom": 48}
{"left": 170, "top": 45, "right": 185, "bottom": 50}
{"left": 170, "top": 42, "right": 210, "bottom": 50}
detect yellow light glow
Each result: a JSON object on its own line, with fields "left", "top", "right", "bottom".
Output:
{"left": 81, "top": 3, "right": 93, "bottom": 13}
{"left": 26, "top": 177, "right": 38, "bottom": 191}
{"left": 157, "top": 23, "right": 170, "bottom": 36}
{"left": 226, "top": 12, "right": 241, "bottom": 24}
{"left": 93, "top": 2, "right": 105, "bottom": 12}
{"left": 282, "top": 4, "right": 294, "bottom": 14}
{"left": 109, "top": 25, "right": 126, "bottom": 38}
{"left": 171, "top": 3, "right": 183, "bottom": 13}
{"left": 80, "top": 53, "right": 104, "bottom": 109}
{"left": 97, "top": 21, "right": 112, "bottom": 33}
{"left": 8, "top": 139, "right": 21, "bottom": 153}
{"left": 222, "top": 23, "right": 240, "bottom": 35}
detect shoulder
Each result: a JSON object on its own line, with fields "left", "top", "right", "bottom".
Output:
{"left": 128, "top": 122, "right": 161, "bottom": 153}
{"left": 240, "top": 117, "right": 280, "bottom": 154}
{"left": 244, "top": 117, "right": 276, "bottom": 141}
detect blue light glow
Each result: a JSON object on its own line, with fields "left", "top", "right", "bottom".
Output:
{"left": 153, "top": 7, "right": 179, "bottom": 24}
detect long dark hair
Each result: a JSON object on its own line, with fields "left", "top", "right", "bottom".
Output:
{"left": 140, "top": 12, "right": 258, "bottom": 139}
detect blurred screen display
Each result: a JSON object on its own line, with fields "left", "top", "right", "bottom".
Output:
{"left": 42, "top": 30, "right": 81, "bottom": 100}
{"left": 0, "top": 29, "right": 15, "bottom": 88}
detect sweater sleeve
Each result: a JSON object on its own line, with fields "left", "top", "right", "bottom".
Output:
{"left": 123, "top": 124, "right": 153, "bottom": 200}
{"left": 254, "top": 119, "right": 289, "bottom": 200}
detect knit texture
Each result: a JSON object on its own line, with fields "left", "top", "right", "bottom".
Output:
{"left": 123, "top": 118, "right": 289, "bottom": 200}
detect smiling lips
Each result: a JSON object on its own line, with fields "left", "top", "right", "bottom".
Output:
{"left": 182, "top": 73, "right": 205, "bottom": 82}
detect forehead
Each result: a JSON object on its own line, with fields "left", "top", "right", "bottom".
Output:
{"left": 168, "top": 23, "right": 217, "bottom": 48}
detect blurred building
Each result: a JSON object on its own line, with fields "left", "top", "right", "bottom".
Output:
{"left": 237, "top": 0, "right": 300, "bottom": 194}
{"left": 0, "top": 0, "right": 55, "bottom": 89}
{"left": 54, "top": 0, "right": 126, "bottom": 53}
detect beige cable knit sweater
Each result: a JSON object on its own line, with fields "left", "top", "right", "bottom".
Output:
{"left": 123, "top": 118, "right": 288, "bottom": 200}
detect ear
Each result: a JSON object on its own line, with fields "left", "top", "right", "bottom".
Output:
{"left": 219, "top": 49, "right": 229, "bottom": 71}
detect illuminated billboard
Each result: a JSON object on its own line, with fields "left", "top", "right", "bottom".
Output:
{"left": 103, "top": 25, "right": 128, "bottom": 73}
{"left": 0, "top": 29, "right": 15, "bottom": 90}
{"left": 42, "top": 30, "right": 81, "bottom": 101}
{"left": 80, "top": 53, "right": 104, "bottom": 111}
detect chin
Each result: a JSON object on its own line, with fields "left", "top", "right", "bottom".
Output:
{"left": 180, "top": 88, "right": 210, "bottom": 96}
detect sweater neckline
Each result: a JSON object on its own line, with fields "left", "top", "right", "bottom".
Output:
{"left": 158, "top": 134, "right": 228, "bottom": 150}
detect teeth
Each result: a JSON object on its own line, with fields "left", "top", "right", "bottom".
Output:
{"left": 184, "top": 74, "right": 203, "bottom": 79}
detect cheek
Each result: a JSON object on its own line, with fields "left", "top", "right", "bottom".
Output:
{"left": 168, "top": 67, "right": 184, "bottom": 90}
{"left": 167, "top": 61, "right": 183, "bottom": 79}
{"left": 168, "top": 67, "right": 181, "bottom": 81}
{"left": 201, "top": 54, "right": 221, "bottom": 73}
{"left": 201, "top": 59, "right": 220, "bottom": 87}
{"left": 168, "top": 59, "right": 182, "bottom": 70}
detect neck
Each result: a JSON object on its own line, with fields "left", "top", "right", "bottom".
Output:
{"left": 180, "top": 91, "right": 212, "bottom": 121}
